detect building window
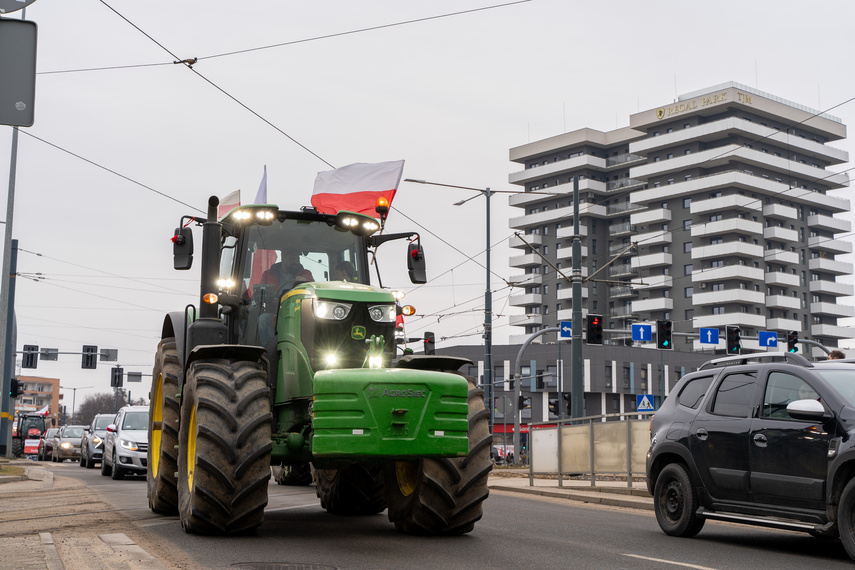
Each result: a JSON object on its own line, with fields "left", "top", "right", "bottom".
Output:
{"left": 685, "top": 287, "right": 693, "bottom": 298}
{"left": 683, "top": 198, "right": 691, "bottom": 208}
{"left": 683, "top": 219, "right": 692, "bottom": 230}
{"left": 684, "top": 264, "right": 693, "bottom": 276}
{"left": 683, "top": 242, "right": 692, "bottom": 253}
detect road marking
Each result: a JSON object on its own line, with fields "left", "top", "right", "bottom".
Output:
{"left": 623, "top": 554, "right": 717, "bottom": 569}
{"left": 265, "top": 503, "right": 323, "bottom": 513}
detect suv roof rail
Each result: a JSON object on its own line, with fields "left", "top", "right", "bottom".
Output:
{"left": 699, "top": 351, "right": 813, "bottom": 370}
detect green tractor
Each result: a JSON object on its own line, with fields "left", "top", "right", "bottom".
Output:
{"left": 147, "top": 196, "right": 491, "bottom": 535}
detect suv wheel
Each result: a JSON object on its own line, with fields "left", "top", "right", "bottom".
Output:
{"left": 839, "top": 479, "right": 855, "bottom": 557}
{"left": 654, "top": 463, "right": 705, "bottom": 538}
{"left": 110, "top": 451, "right": 124, "bottom": 480}
{"left": 101, "top": 450, "right": 112, "bottom": 476}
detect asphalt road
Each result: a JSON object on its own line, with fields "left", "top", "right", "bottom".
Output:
{"left": 49, "top": 461, "right": 855, "bottom": 569}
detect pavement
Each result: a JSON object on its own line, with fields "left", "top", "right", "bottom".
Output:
{"left": 0, "top": 462, "right": 652, "bottom": 569}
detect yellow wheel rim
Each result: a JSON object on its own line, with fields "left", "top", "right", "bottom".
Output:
{"left": 394, "top": 461, "right": 418, "bottom": 497}
{"left": 186, "top": 405, "right": 197, "bottom": 492}
{"left": 151, "top": 374, "right": 163, "bottom": 478}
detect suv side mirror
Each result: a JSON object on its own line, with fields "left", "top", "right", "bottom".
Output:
{"left": 407, "top": 242, "right": 426, "bottom": 284}
{"left": 173, "top": 227, "right": 194, "bottom": 270}
{"left": 106, "top": 424, "right": 116, "bottom": 433}
{"left": 787, "top": 399, "right": 831, "bottom": 421}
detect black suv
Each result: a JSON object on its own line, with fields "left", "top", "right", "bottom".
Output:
{"left": 647, "top": 352, "right": 855, "bottom": 560}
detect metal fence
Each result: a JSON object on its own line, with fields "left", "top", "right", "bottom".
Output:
{"left": 527, "top": 412, "right": 655, "bottom": 488}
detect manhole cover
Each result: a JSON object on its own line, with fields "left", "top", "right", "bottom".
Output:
{"left": 230, "top": 564, "right": 339, "bottom": 570}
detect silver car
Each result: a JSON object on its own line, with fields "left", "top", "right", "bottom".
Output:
{"left": 52, "top": 425, "right": 86, "bottom": 462}
{"left": 101, "top": 405, "right": 149, "bottom": 480}
{"left": 80, "top": 413, "right": 114, "bottom": 469}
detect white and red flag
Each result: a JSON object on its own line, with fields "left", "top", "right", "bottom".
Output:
{"left": 218, "top": 189, "right": 241, "bottom": 218}
{"left": 254, "top": 165, "right": 268, "bottom": 204}
{"left": 311, "top": 160, "right": 404, "bottom": 217}
{"left": 35, "top": 405, "right": 49, "bottom": 416}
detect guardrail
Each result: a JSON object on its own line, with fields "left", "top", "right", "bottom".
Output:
{"left": 527, "top": 411, "right": 655, "bottom": 488}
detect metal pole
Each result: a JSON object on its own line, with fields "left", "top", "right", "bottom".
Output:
{"left": 484, "top": 189, "right": 493, "bottom": 437}
{"left": 0, "top": 126, "right": 19, "bottom": 457}
{"left": 513, "top": 327, "right": 560, "bottom": 465}
{"left": 571, "top": 176, "right": 584, "bottom": 418}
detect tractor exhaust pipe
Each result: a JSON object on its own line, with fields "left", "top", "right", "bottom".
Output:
{"left": 199, "top": 196, "right": 221, "bottom": 320}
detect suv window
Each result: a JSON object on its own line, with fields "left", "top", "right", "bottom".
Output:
{"left": 94, "top": 416, "right": 113, "bottom": 430}
{"left": 710, "top": 371, "right": 757, "bottom": 417}
{"left": 677, "top": 376, "right": 713, "bottom": 409}
{"left": 761, "top": 372, "right": 818, "bottom": 420}
{"left": 121, "top": 411, "right": 149, "bottom": 431}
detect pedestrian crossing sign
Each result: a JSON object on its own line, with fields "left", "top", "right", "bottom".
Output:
{"left": 637, "top": 394, "right": 654, "bottom": 411}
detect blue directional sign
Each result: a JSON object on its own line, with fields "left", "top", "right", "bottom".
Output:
{"left": 758, "top": 331, "right": 777, "bottom": 347}
{"left": 637, "top": 394, "right": 655, "bottom": 412}
{"left": 559, "top": 321, "right": 572, "bottom": 338}
{"left": 631, "top": 324, "right": 652, "bottom": 342}
{"left": 699, "top": 327, "right": 719, "bottom": 345}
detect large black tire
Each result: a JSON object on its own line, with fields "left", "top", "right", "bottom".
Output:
{"left": 653, "top": 463, "right": 705, "bottom": 538}
{"left": 11, "top": 440, "right": 22, "bottom": 458}
{"left": 838, "top": 478, "right": 855, "bottom": 559}
{"left": 177, "top": 359, "right": 272, "bottom": 534}
{"left": 273, "top": 463, "right": 313, "bottom": 486}
{"left": 384, "top": 374, "right": 492, "bottom": 535}
{"left": 314, "top": 464, "right": 386, "bottom": 515}
{"left": 148, "top": 338, "right": 181, "bottom": 514}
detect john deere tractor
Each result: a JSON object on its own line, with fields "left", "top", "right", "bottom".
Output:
{"left": 147, "top": 196, "right": 491, "bottom": 535}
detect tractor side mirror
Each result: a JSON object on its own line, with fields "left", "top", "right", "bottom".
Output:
{"left": 407, "top": 243, "right": 426, "bottom": 284}
{"left": 172, "top": 227, "right": 194, "bottom": 270}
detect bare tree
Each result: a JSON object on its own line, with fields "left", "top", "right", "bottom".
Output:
{"left": 74, "top": 389, "right": 146, "bottom": 426}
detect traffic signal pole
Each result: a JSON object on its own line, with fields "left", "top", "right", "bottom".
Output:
{"left": 1, "top": 239, "right": 17, "bottom": 457}
{"left": 571, "top": 176, "right": 584, "bottom": 419}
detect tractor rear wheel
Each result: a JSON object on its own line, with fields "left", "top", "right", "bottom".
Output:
{"left": 11, "top": 440, "right": 22, "bottom": 458}
{"left": 314, "top": 463, "right": 386, "bottom": 515}
{"left": 177, "top": 359, "right": 272, "bottom": 534}
{"left": 273, "top": 463, "right": 312, "bottom": 486}
{"left": 147, "top": 338, "right": 181, "bottom": 514}
{"left": 384, "top": 374, "right": 492, "bottom": 535}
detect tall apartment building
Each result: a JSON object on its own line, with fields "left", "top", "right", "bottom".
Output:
{"left": 507, "top": 82, "right": 853, "bottom": 356}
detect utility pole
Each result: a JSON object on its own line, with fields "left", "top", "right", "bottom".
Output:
{"left": 570, "top": 176, "right": 584, "bottom": 418}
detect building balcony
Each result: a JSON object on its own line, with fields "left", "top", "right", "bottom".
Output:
{"left": 630, "top": 207, "right": 671, "bottom": 226}
{"left": 810, "top": 279, "right": 854, "bottom": 297}
{"left": 509, "top": 293, "right": 543, "bottom": 307}
{"left": 808, "top": 257, "right": 853, "bottom": 276}
{"left": 511, "top": 203, "right": 606, "bottom": 229}
{"left": 510, "top": 314, "right": 543, "bottom": 327}
{"left": 763, "top": 203, "right": 798, "bottom": 220}
{"left": 691, "top": 219, "right": 763, "bottom": 238}
{"left": 508, "top": 155, "right": 607, "bottom": 186}
{"left": 608, "top": 222, "right": 637, "bottom": 237}
{"left": 631, "top": 252, "right": 672, "bottom": 269}
{"left": 509, "top": 273, "right": 542, "bottom": 287}
{"left": 556, "top": 308, "right": 590, "bottom": 322}
{"left": 609, "top": 305, "right": 639, "bottom": 319}
{"left": 609, "top": 242, "right": 636, "bottom": 256}
{"left": 767, "top": 318, "right": 802, "bottom": 332}
{"left": 811, "top": 302, "right": 855, "bottom": 318}
{"left": 605, "top": 177, "right": 646, "bottom": 192}
{"left": 692, "top": 289, "right": 765, "bottom": 306}
{"left": 509, "top": 233, "right": 543, "bottom": 249}
{"left": 765, "top": 295, "right": 800, "bottom": 311}
{"left": 807, "top": 214, "right": 852, "bottom": 234}
{"left": 606, "top": 200, "right": 647, "bottom": 216}
{"left": 811, "top": 324, "right": 853, "bottom": 339}
{"left": 509, "top": 253, "right": 541, "bottom": 268}
{"left": 608, "top": 263, "right": 638, "bottom": 278}
{"left": 808, "top": 236, "right": 853, "bottom": 255}
{"left": 765, "top": 248, "right": 799, "bottom": 265}
{"left": 556, "top": 245, "right": 589, "bottom": 261}
{"left": 694, "top": 312, "right": 766, "bottom": 330}
{"left": 691, "top": 241, "right": 764, "bottom": 260}
{"left": 557, "top": 286, "right": 590, "bottom": 301}
{"left": 763, "top": 226, "right": 799, "bottom": 243}
{"left": 636, "top": 275, "right": 673, "bottom": 290}
{"left": 690, "top": 193, "right": 763, "bottom": 216}
{"left": 632, "top": 297, "right": 673, "bottom": 313}
{"left": 693, "top": 265, "right": 765, "bottom": 283}
{"left": 765, "top": 271, "right": 800, "bottom": 288}
{"left": 609, "top": 286, "right": 638, "bottom": 299}
{"left": 633, "top": 229, "right": 671, "bottom": 247}
{"left": 508, "top": 178, "right": 606, "bottom": 207}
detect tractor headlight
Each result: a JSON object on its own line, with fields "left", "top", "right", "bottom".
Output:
{"left": 314, "top": 300, "right": 352, "bottom": 320}
{"left": 368, "top": 305, "right": 396, "bottom": 323}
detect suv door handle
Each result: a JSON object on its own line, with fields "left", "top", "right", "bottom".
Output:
{"left": 696, "top": 428, "right": 708, "bottom": 440}
{"left": 753, "top": 433, "right": 767, "bottom": 447}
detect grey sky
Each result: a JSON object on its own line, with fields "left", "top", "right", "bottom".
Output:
{"left": 2, "top": 0, "right": 854, "bottom": 402}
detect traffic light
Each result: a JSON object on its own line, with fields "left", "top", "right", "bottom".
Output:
{"left": 423, "top": 332, "right": 435, "bottom": 356}
{"left": 656, "top": 320, "right": 673, "bottom": 350}
{"left": 517, "top": 396, "right": 531, "bottom": 409}
{"left": 787, "top": 331, "right": 799, "bottom": 353}
{"left": 586, "top": 314, "right": 603, "bottom": 345}
{"left": 82, "top": 345, "right": 98, "bottom": 369}
{"left": 111, "top": 367, "right": 124, "bottom": 388}
{"left": 726, "top": 326, "right": 741, "bottom": 354}
{"left": 562, "top": 392, "right": 571, "bottom": 415}
{"left": 22, "top": 344, "right": 39, "bottom": 368}
{"left": 548, "top": 399, "right": 560, "bottom": 417}
{"left": 9, "top": 378, "right": 22, "bottom": 398}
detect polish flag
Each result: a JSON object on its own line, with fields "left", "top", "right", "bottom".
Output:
{"left": 254, "top": 165, "right": 268, "bottom": 204}
{"left": 311, "top": 160, "right": 404, "bottom": 218}
{"left": 218, "top": 189, "right": 241, "bottom": 218}
{"left": 36, "top": 405, "right": 49, "bottom": 416}
{"left": 251, "top": 166, "right": 277, "bottom": 285}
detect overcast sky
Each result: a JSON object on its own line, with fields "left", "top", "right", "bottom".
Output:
{"left": 2, "top": 0, "right": 855, "bottom": 405}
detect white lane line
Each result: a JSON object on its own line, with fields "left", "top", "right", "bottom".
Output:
{"left": 623, "top": 554, "right": 718, "bottom": 569}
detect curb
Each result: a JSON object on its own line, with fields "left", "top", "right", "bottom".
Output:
{"left": 489, "top": 484, "right": 654, "bottom": 512}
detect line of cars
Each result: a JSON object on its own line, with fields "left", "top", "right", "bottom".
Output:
{"left": 35, "top": 405, "right": 149, "bottom": 481}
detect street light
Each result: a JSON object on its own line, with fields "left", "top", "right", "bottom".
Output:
{"left": 60, "top": 385, "right": 92, "bottom": 425}
{"left": 404, "top": 179, "right": 494, "bottom": 432}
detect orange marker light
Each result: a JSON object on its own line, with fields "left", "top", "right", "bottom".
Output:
{"left": 203, "top": 293, "right": 219, "bottom": 304}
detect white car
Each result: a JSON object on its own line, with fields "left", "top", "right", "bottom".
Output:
{"left": 101, "top": 405, "right": 149, "bottom": 480}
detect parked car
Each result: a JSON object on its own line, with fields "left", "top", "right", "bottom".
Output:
{"left": 101, "top": 405, "right": 149, "bottom": 480}
{"left": 52, "top": 425, "right": 86, "bottom": 462}
{"left": 37, "top": 427, "right": 59, "bottom": 461}
{"left": 79, "top": 413, "right": 114, "bottom": 469}
{"left": 646, "top": 352, "right": 855, "bottom": 561}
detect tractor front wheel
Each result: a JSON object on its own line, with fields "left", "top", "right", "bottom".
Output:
{"left": 147, "top": 338, "right": 181, "bottom": 514}
{"left": 177, "top": 359, "right": 272, "bottom": 534}
{"left": 314, "top": 463, "right": 386, "bottom": 515}
{"left": 384, "top": 374, "right": 492, "bottom": 535}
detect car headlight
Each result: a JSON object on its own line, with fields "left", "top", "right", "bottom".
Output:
{"left": 119, "top": 438, "right": 139, "bottom": 451}
{"left": 314, "top": 300, "right": 352, "bottom": 320}
{"left": 60, "top": 442, "right": 72, "bottom": 449}
{"left": 368, "top": 304, "right": 396, "bottom": 323}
